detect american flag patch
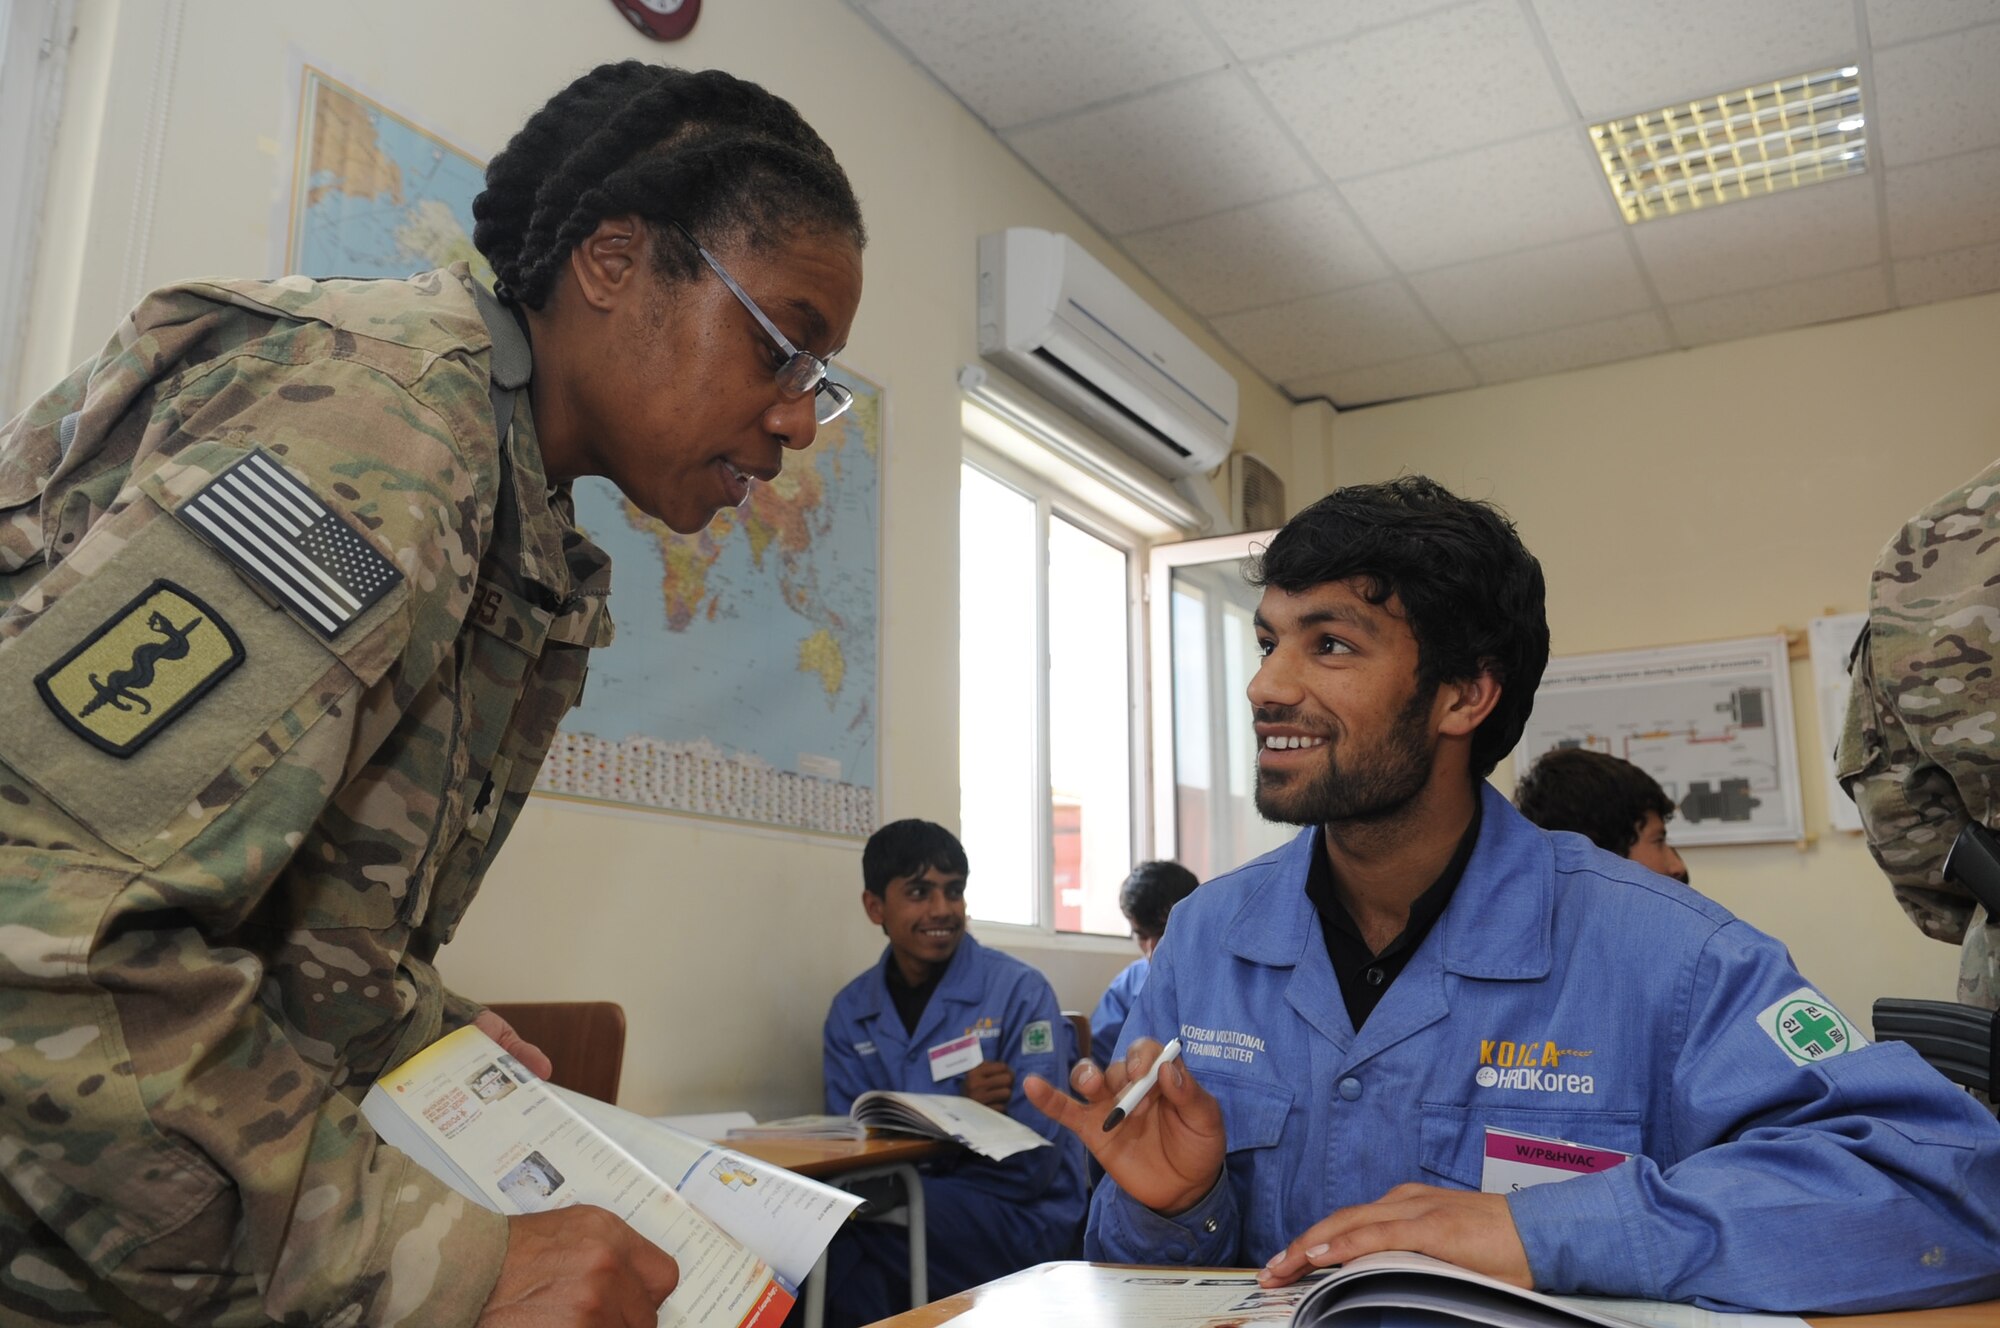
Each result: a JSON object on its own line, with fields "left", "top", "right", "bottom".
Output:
{"left": 177, "top": 449, "right": 403, "bottom": 638}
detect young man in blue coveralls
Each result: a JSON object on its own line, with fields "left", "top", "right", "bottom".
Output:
{"left": 821, "top": 820, "right": 1086, "bottom": 1327}
{"left": 1025, "top": 478, "right": 2000, "bottom": 1315}
{"left": 1090, "top": 860, "right": 1202, "bottom": 1069}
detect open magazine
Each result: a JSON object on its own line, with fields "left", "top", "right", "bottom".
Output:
{"left": 361, "top": 1025, "right": 865, "bottom": 1328}
{"left": 1282, "top": 1253, "right": 1810, "bottom": 1328}
{"left": 725, "top": 1090, "right": 1051, "bottom": 1162}
{"left": 960, "top": 1254, "right": 1806, "bottom": 1328}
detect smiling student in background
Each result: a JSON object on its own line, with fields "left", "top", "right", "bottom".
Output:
{"left": 819, "top": 819, "right": 1087, "bottom": 1327}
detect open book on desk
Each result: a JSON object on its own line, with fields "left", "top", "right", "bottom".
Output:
{"left": 950, "top": 1255, "right": 1808, "bottom": 1328}
{"left": 725, "top": 1090, "right": 1051, "bottom": 1162}
{"left": 361, "top": 1025, "right": 864, "bottom": 1328}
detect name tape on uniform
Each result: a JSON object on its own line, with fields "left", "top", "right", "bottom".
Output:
{"left": 927, "top": 1033, "right": 984, "bottom": 1081}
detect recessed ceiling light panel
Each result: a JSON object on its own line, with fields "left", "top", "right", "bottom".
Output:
{"left": 1590, "top": 67, "right": 1867, "bottom": 224}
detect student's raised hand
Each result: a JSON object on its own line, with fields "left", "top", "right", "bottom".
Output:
{"left": 1256, "top": 1184, "right": 1530, "bottom": 1289}
{"left": 479, "top": 1206, "right": 679, "bottom": 1327}
{"left": 960, "top": 1059, "right": 1014, "bottom": 1109}
{"left": 1023, "top": 1037, "right": 1226, "bottom": 1216}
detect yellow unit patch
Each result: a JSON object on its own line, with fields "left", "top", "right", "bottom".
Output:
{"left": 35, "top": 579, "right": 245, "bottom": 757}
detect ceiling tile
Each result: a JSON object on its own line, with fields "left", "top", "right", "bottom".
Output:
{"left": 1886, "top": 146, "right": 2000, "bottom": 257}
{"left": 1870, "top": 22, "right": 2000, "bottom": 167}
{"left": 1665, "top": 266, "right": 1890, "bottom": 345}
{"left": 1894, "top": 240, "right": 2000, "bottom": 307}
{"left": 1410, "top": 232, "right": 1653, "bottom": 343}
{"left": 1004, "top": 73, "right": 1315, "bottom": 235}
{"left": 1248, "top": 0, "right": 1569, "bottom": 181}
{"left": 1192, "top": 0, "right": 1469, "bottom": 64}
{"left": 1210, "top": 282, "right": 1447, "bottom": 382}
{"left": 1532, "top": 0, "right": 1859, "bottom": 121}
{"left": 1631, "top": 174, "right": 1881, "bottom": 303}
{"left": 1287, "top": 352, "right": 1478, "bottom": 407}
{"left": 1463, "top": 310, "right": 1672, "bottom": 383}
{"left": 1121, "top": 190, "right": 1390, "bottom": 316}
{"left": 860, "top": 0, "right": 1226, "bottom": 131}
{"left": 1341, "top": 129, "right": 1620, "bottom": 273}
{"left": 1865, "top": 0, "right": 2000, "bottom": 48}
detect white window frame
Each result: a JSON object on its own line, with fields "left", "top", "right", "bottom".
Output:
{"left": 1146, "top": 529, "right": 1280, "bottom": 867}
{"left": 961, "top": 439, "right": 1151, "bottom": 951}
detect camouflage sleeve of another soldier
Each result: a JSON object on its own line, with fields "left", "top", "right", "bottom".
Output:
{"left": 0, "top": 273, "right": 517, "bottom": 1326}
{"left": 1837, "top": 456, "right": 2000, "bottom": 1013}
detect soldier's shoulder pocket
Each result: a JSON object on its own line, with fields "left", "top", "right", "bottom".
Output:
{"left": 0, "top": 457, "right": 409, "bottom": 866}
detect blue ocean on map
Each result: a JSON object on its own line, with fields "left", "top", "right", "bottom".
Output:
{"left": 565, "top": 389, "right": 880, "bottom": 789}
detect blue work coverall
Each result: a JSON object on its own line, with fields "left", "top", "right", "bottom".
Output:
{"left": 822, "top": 933, "right": 1087, "bottom": 1323}
{"left": 1089, "top": 786, "right": 2000, "bottom": 1313}
{"left": 1089, "top": 957, "right": 1149, "bottom": 1070}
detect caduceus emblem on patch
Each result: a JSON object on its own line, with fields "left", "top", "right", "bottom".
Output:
{"left": 35, "top": 580, "right": 244, "bottom": 757}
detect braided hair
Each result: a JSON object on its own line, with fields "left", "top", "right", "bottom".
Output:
{"left": 474, "top": 62, "right": 865, "bottom": 309}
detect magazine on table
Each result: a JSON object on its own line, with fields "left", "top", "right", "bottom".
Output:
{"left": 946, "top": 1254, "right": 1809, "bottom": 1328}
{"left": 725, "top": 1090, "right": 1050, "bottom": 1162}
{"left": 362, "top": 1025, "right": 864, "bottom": 1328}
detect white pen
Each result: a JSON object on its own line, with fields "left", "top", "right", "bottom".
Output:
{"left": 1101, "top": 1036, "right": 1183, "bottom": 1132}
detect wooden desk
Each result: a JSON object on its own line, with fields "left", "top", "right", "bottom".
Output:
{"left": 869, "top": 1262, "right": 2000, "bottom": 1328}
{"left": 730, "top": 1134, "right": 949, "bottom": 1179}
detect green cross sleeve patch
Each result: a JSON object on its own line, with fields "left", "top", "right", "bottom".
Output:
{"left": 1022, "top": 1019, "right": 1054, "bottom": 1056}
{"left": 1757, "top": 987, "right": 1866, "bottom": 1066}
{"left": 34, "top": 579, "right": 245, "bottom": 757}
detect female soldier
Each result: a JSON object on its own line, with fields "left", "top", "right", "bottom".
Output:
{"left": 0, "top": 62, "right": 863, "bottom": 1326}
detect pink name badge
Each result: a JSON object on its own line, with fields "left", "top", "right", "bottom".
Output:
{"left": 927, "top": 1033, "right": 984, "bottom": 1082}
{"left": 1479, "top": 1125, "right": 1632, "bottom": 1194}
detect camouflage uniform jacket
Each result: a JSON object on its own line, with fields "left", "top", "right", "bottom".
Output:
{"left": 1837, "top": 457, "right": 1998, "bottom": 1012}
{"left": 0, "top": 264, "right": 612, "bottom": 1325}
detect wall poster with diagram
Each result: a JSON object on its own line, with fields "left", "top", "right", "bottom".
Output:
{"left": 1514, "top": 635, "right": 1806, "bottom": 847}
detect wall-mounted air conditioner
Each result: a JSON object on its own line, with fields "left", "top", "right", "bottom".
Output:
{"left": 976, "top": 228, "right": 1237, "bottom": 481}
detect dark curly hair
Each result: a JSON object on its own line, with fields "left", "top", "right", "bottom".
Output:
{"left": 1514, "top": 748, "right": 1676, "bottom": 856}
{"left": 474, "top": 62, "right": 866, "bottom": 309}
{"left": 862, "top": 820, "right": 970, "bottom": 898}
{"left": 1247, "top": 476, "right": 1549, "bottom": 780}
{"left": 1119, "top": 860, "right": 1200, "bottom": 937}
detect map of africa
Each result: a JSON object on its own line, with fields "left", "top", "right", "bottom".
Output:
{"left": 287, "top": 67, "right": 881, "bottom": 837}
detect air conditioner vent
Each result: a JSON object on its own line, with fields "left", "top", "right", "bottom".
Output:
{"left": 1229, "top": 452, "right": 1286, "bottom": 532}
{"left": 977, "top": 228, "right": 1237, "bottom": 480}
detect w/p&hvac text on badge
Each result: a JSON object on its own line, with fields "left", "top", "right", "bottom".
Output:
{"left": 35, "top": 580, "right": 244, "bottom": 757}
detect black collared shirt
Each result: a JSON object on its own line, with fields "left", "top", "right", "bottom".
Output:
{"left": 884, "top": 953, "right": 946, "bottom": 1034}
{"left": 1305, "top": 801, "right": 1482, "bottom": 1031}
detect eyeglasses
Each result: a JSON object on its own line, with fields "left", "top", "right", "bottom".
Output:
{"left": 667, "top": 219, "right": 853, "bottom": 426}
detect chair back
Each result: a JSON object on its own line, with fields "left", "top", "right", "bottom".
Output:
{"left": 485, "top": 1001, "right": 627, "bottom": 1104}
{"left": 1062, "top": 1010, "right": 1091, "bottom": 1066}
{"left": 1872, "top": 997, "right": 1998, "bottom": 1102}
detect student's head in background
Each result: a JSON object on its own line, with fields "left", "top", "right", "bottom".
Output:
{"left": 1119, "top": 860, "right": 1200, "bottom": 959}
{"left": 1514, "top": 748, "right": 1690, "bottom": 884}
{"left": 862, "top": 820, "right": 971, "bottom": 982}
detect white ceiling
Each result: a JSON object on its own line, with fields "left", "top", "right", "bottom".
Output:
{"left": 845, "top": 0, "right": 2000, "bottom": 408}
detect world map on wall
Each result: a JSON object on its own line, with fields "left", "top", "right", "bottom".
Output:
{"left": 287, "top": 66, "right": 881, "bottom": 837}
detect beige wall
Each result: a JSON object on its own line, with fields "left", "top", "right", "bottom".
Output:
{"left": 19, "top": 0, "right": 1298, "bottom": 1117}
{"left": 1328, "top": 290, "right": 2000, "bottom": 1028}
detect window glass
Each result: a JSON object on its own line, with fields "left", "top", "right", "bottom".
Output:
{"left": 1048, "top": 514, "right": 1131, "bottom": 936}
{"left": 958, "top": 465, "right": 1038, "bottom": 926}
